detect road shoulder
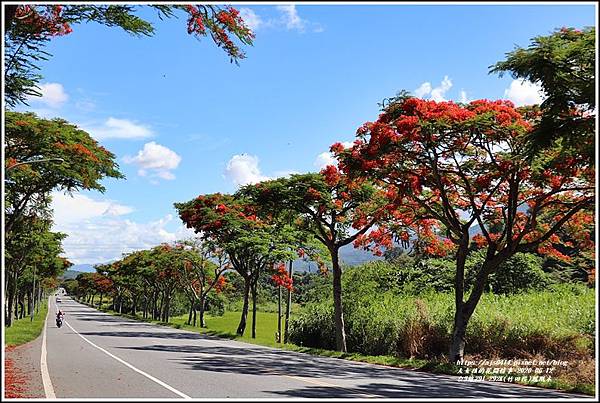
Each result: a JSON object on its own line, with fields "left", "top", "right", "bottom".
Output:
{"left": 4, "top": 334, "right": 45, "bottom": 398}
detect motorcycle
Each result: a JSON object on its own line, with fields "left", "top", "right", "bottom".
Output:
{"left": 56, "top": 316, "right": 63, "bottom": 328}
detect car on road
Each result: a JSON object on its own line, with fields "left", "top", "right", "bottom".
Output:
{"left": 56, "top": 298, "right": 61, "bottom": 303}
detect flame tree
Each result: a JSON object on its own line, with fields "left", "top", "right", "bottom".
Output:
{"left": 174, "top": 238, "right": 228, "bottom": 328}
{"left": 175, "top": 193, "right": 298, "bottom": 338}
{"left": 238, "top": 172, "right": 394, "bottom": 352}
{"left": 335, "top": 95, "right": 594, "bottom": 361}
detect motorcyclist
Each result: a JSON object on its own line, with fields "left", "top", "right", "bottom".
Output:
{"left": 56, "top": 310, "right": 64, "bottom": 324}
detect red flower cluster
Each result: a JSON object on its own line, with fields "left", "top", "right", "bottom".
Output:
{"left": 184, "top": 5, "right": 253, "bottom": 61}
{"left": 214, "top": 276, "right": 227, "bottom": 293}
{"left": 70, "top": 143, "right": 99, "bottom": 162}
{"left": 321, "top": 165, "right": 340, "bottom": 187}
{"left": 15, "top": 5, "right": 73, "bottom": 37}
{"left": 271, "top": 263, "right": 293, "bottom": 290}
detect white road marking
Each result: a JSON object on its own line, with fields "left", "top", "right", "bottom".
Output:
{"left": 60, "top": 301, "right": 191, "bottom": 399}
{"left": 40, "top": 297, "right": 56, "bottom": 398}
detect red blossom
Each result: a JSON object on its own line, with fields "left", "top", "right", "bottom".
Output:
{"left": 321, "top": 165, "right": 341, "bottom": 187}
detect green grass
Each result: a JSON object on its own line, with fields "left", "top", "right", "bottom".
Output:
{"left": 5, "top": 300, "right": 49, "bottom": 347}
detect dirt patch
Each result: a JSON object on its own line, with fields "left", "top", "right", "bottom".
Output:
{"left": 4, "top": 335, "right": 45, "bottom": 398}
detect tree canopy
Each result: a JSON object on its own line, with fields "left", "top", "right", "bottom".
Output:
{"left": 490, "top": 26, "right": 595, "bottom": 160}
{"left": 334, "top": 94, "right": 594, "bottom": 360}
{"left": 5, "top": 111, "right": 124, "bottom": 233}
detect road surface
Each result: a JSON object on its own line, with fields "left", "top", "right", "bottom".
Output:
{"left": 44, "top": 294, "right": 587, "bottom": 399}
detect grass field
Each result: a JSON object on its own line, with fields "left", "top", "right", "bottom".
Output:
{"left": 4, "top": 300, "right": 49, "bottom": 347}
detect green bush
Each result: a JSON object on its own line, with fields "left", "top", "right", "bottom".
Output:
{"left": 206, "top": 293, "right": 226, "bottom": 316}
{"left": 465, "top": 251, "right": 551, "bottom": 294}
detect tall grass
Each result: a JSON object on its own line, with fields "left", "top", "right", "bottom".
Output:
{"left": 288, "top": 283, "right": 595, "bottom": 360}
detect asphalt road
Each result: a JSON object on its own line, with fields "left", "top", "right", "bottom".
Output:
{"left": 44, "top": 294, "right": 587, "bottom": 399}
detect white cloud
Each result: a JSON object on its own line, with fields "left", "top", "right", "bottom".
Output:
{"left": 52, "top": 202, "right": 196, "bottom": 264}
{"left": 83, "top": 117, "right": 153, "bottom": 140}
{"left": 414, "top": 76, "right": 453, "bottom": 102}
{"left": 223, "top": 154, "right": 269, "bottom": 187}
{"left": 314, "top": 152, "right": 337, "bottom": 170}
{"left": 414, "top": 82, "right": 432, "bottom": 98}
{"left": 52, "top": 191, "right": 134, "bottom": 224}
{"left": 430, "top": 76, "right": 453, "bottom": 102}
{"left": 124, "top": 141, "right": 181, "bottom": 181}
{"left": 504, "top": 79, "right": 545, "bottom": 106}
{"left": 27, "top": 82, "right": 68, "bottom": 108}
{"left": 313, "top": 141, "right": 353, "bottom": 170}
{"left": 276, "top": 5, "right": 305, "bottom": 31}
{"left": 459, "top": 90, "right": 469, "bottom": 103}
{"left": 240, "top": 5, "right": 322, "bottom": 34}
{"left": 239, "top": 7, "right": 263, "bottom": 31}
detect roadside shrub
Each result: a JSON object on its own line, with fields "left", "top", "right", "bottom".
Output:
{"left": 206, "top": 293, "right": 226, "bottom": 316}
{"left": 465, "top": 251, "right": 552, "bottom": 294}
{"left": 288, "top": 302, "right": 336, "bottom": 350}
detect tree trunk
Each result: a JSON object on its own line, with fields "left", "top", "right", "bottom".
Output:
{"left": 331, "top": 246, "right": 347, "bottom": 352}
{"left": 99, "top": 293, "right": 103, "bottom": 309}
{"left": 163, "top": 291, "right": 171, "bottom": 322}
{"left": 449, "top": 234, "right": 469, "bottom": 362}
{"left": 18, "top": 298, "right": 25, "bottom": 319}
{"left": 193, "top": 306, "right": 197, "bottom": 327}
{"left": 187, "top": 303, "right": 193, "bottom": 325}
{"left": 158, "top": 292, "right": 164, "bottom": 321}
{"left": 27, "top": 291, "right": 33, "bottom": 317}
{"left": 36, "top": 286, "right": 41, "bottom": 314}
{"left": 284, "top": 260, "right": 293, "bottom": 343}
{"left": 132, "top": 296, "right": 137, "bottom": 316}
{"left": 251, "top": 280, "right": 258, "bottom": 339}
{"left": 199, "top": 297, "right": 206, "bottom": 328}
{"left": 450, "top": 302, "right": 468, "bottom": 362}
{"left": 152, "top": 290, "right": 159, "bottom": 320}
{"left": 6, "top": 274, "right": 15, "bottom": 327}
{"left": 236, "top": 278, "right": 251, "bottom": 336}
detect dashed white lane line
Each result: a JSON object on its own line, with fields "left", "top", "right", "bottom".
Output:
{"left": 58, "top": 299, "right": 191, "bottom": 399}
{"left": 41, "top": 297, "right": 56, "bottom": 398}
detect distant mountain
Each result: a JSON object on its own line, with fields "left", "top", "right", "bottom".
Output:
{"left": 60, "top": 248, "right": 380, "bottom": 277}
{"left": 68, "top": 264, "right": 96, "bottom": 273}
{"left": 293, "top": 244, "right": 382, "bottom": 273}
{"left": 60, "top": 270, "right": 84, "bottom": 280}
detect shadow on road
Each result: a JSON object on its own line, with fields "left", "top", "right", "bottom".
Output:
{"left": 268, "top": 381, "right": 575, "bottom": 398}
{"left": 64, "top": 299, "right": 580, "bottom": 399}
{"left": 114, "top": 343, "right": 572, "bottom": 399}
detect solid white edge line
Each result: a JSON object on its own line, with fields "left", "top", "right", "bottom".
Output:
{"left": 40, "top": 296, "right": 56, "bottom": 398}
{"left": 62, "top": 318, "right": 191, "bottom": 399}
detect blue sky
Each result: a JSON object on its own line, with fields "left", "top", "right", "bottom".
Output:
{"left": 15, "top": 3, "right": 596, "bottom": 264}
